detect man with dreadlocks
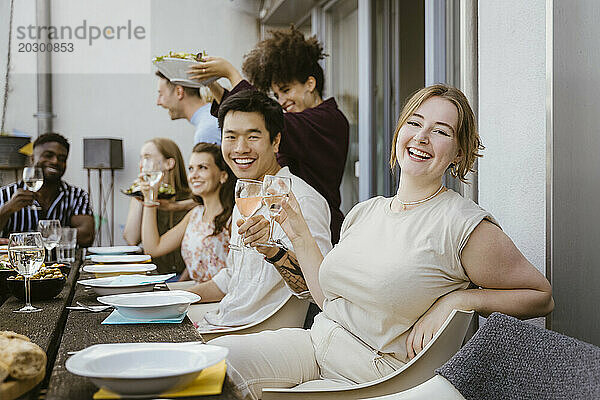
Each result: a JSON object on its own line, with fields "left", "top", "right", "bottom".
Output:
{"left": 190, "top": 26, "right": 349, "bottom": 246}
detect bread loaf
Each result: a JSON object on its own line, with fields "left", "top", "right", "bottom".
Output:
{"left": 0, "top": 359, "right": 9, "bottom": 382}
{"left": 0, "top": 331, "right": 31, "bottom": 342}
{"left": 0, "top": 334, "right": 46, "bottom": 381}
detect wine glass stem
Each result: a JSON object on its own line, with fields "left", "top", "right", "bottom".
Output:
{"left": 238, "top": 217, "right": 246, "bottom": 248}
{"left": 268, "top": 217, "right": 275, "bottom": 243}
{"left": 24, "top": 276, "right": 32, "bottom": 308}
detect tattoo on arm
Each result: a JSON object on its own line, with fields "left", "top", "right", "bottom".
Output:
{"left": 273, "top": 251, "right": 308, "bottom": 294}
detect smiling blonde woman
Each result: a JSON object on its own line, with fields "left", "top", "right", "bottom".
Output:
{"left": 210, "top": 84, "right": 554, "bottom": 400}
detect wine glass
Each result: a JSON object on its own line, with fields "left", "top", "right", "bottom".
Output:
{"left": 229, "top": 179, "right": 263, "bottom": 251}
{"left": 22, "top": 167, "right": 43, "bottom": 210}
{"left": 38, "top": 219, "right": 61, "bottom": 262}
{"left": 256, "top": 175, "right": 292, "bottom": 247}
{"left": 140, "top": 158, "right": 163, "bottom": 206}
{"left": 8, "top": 232, "right": 46, "bottom": 313}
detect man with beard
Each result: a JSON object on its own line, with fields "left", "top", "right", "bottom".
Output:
{"left": 0, "top": 133, "right": 95, "bottom": 246}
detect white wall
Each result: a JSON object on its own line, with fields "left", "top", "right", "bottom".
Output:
{"left": 478, "top": 1, "right": 546, "bottom": 275}
{"left": 1, "top": 0, "right": 260, "bottom": 244}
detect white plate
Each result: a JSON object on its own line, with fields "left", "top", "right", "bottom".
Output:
{"left": 87, "top": 246, "right": 141, "bottom": 255}
{"left": 0, "top": 245, "right": 7, "bottom": 254}
{"left": 154, "top": 58, "right": 218, "bottom": 88}
{"left": 97, "top": 291, "right": 200, "bottom": 319}
{"left": 89, "top": 254, "right": 151, "bottom": 264}
{"left": 77, "top": 274, "right": 174, "bottom": 296}
{"left": 65, "top": 342, "right": 227, "bottom": 396}
{"left": 83, "top": 264, "right": 157, "bottom": 278}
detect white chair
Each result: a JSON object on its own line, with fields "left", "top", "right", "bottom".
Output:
{"left": 363, "top": 375, "right": 466, "bottom": 400}
{"left": 166, "top": 281, "right": 310, "bottom": 341}
{"left": 199, "top": 295, "right": 309, "bottom": 341}
{"left": 261, "top": 309, "right": 474, "bottom": 400}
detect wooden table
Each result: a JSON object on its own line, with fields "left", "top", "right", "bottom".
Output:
{"left": 0, "top": 261, "right": 240, "bottom": 399}
{"left": 0, "top": 261, "right": 79, "bottom": 400}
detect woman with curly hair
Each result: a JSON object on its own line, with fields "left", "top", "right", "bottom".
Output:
{"left": 189, "top": 26, "right": 349, "bottom": 245}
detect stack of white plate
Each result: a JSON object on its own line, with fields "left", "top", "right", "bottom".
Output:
{"left": 77, "top": 274, "right": 175, "bottom": 295}
{"left": 97, "top": 290, "right": 200, "bottom": 320}
{"left": 83, "top": 264, "right": 157, "bottom": 278}
{"left": 66, "top": 342, "right": 228, "bottom": 396}
{"left": 89, "top": 254, "right": 151, "bottom": 264}
{"left": 87, "top": 245, "right": 141, "bottom": 255}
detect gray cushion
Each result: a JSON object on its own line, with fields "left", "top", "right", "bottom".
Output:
{"left": 436, "top": 312, "right": 600, "bottom": 400}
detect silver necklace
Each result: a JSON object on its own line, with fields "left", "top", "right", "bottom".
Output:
{"left": 396, "top": 185, "right": 445, "bottom": 210}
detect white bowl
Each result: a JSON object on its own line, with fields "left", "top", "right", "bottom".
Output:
{"left": 154, "top": 58, "right": 218, "bottom": 88}
{"left": 66, "top": 342, "right": 228, "bottom": 396}
{"left": 87, "top": 246, "right": 141, "bottom": 255}
{"left": 89, "top": 254, "right": 151, "bottom": 264}
{"left": 97, "top": 291, "right": 200, "bottom": 319}
{"left": 77, "top": 274, "right": 174, "bottom": 296}
{"left": 83, "top": 264, "right": 157, "bottom": 278}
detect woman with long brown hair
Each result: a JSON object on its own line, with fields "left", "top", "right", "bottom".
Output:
{"left": 139, "top": 142, "right": 235, "bottom": 282}
{"left": 123, "top": 138, "right": 193, "bottom": 275}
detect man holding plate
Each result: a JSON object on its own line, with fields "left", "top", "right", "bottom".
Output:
{"left": 154, "top": 52, "right": 221, "bottom": 146}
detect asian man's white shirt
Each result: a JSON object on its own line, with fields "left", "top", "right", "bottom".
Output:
{"left": 200, "top": 167, "right": 332, "bottom": 328}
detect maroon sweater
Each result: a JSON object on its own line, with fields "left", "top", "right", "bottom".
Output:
{"left": 212, "top": 80, "right": 349, "bottom": 244}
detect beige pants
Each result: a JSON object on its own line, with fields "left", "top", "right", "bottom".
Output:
{"left": 209, "top": 313, "right": 404, "bottom": 400}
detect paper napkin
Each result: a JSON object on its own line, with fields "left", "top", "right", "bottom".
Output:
{"left": 101, "top": 310, "right": 186, "bottom": 325}
{"left": 108, "top": 273, "right": 175, "bottom": 286}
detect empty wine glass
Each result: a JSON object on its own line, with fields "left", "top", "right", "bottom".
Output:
{"left": 38, "top": 219, "right": 61, "bottom": 262}
{"left": 22, "top": 167, "right": 43, "bottom": 210}
{"left": 256, "top": 175, "right": 292, "bottom": 247}
{"left": 229, "top": 179, "right": 263, "bottom": 251}
{"left": 140, "top": 158, "right": 163, "bottom": 206}
{"left": 8, "top": 232, "right": 45, "bottom": 313}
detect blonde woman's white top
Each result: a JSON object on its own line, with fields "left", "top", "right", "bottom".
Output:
{"left": 318, "top": 190, "right": 497, "bottom": 360}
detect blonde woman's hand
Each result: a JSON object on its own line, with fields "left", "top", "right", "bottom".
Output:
{"left": 405, "top": 291, "right": 462, "bottom": 360}
{"left": 273, "top": 191, "right": 311, "bottom": 246}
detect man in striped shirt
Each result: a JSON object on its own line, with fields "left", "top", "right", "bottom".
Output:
{"left": 0, "top": 133, "right": 95, "bottom": 246}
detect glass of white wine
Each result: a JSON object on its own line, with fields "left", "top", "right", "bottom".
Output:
{"left": 22, "top": 167, "right": 44, "bottom": 210}
{"left": 38, "top": 219, "right": 61, "bottom": 262}
{"left": 8, "top": 232, "right": 46, "bottom": 313}
{"left": 256, "top": 175, "right": 292, "bottom": 247}
{"left": 140, "top": 158, "right": 163, "bottom": 206}
{"left": 229, "top": 179, "right": 263, "bottom": 252}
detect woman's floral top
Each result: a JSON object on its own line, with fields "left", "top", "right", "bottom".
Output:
{"left": 181, "top": 206, "right": 230, "bottom": 282}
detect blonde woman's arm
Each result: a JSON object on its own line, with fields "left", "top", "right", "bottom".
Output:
{"left": 123, "top": 198, "right": 143, "bottom": 245}
{"left": 140, "top": 206, "right": 192, "bottom": 257}
{"left": 406, "top": 220, "right": 554, "bottom": 359}
{"left": 157, "top": 198, "right": 197, "bottom": 213}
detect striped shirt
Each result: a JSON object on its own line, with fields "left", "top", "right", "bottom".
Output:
{"left": 0, "top": 180, "right": 93, "bottom": 236}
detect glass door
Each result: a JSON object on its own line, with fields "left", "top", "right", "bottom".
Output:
{"left": 324, "top": 0, "right": 359, "bottom": 213}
